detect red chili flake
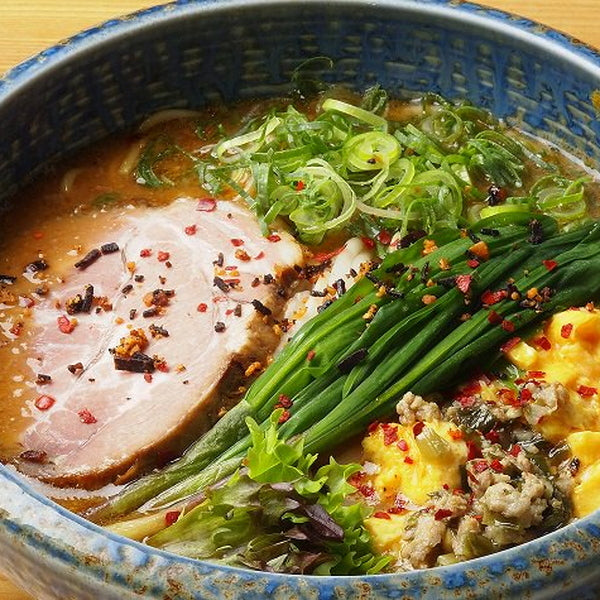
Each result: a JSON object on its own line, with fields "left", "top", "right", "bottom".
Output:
{"left": 481, "top": 289, "right": 508, "bottom": 305}
{"left": 57, "top": 315, "right": 75, "bottom": 334}
{"left": 509, "top": 444, "right": 522, "bottom": 457}
{"left": 466, "top": 441, "right": 482, "bottom": 460}
{"left": 278, "top": 410, "right": 291, "bottom": 424}
{"left": 267, "top": 234, "right": 281, "bottom": 243}
{"left": 388, "top": 506, "right": 405, "bottom": 515}
{"left": 500, "top": 336, "right": 521, "bottom": 353}
{"left": 78, "top": 409, "right": 97, "bottom": 424}
{"left": 306, "top": 350, "right": 316, "bottom": 361}
{"left": 434, "top": 509, "right": 453, "bottom": 521}
{"left": 231, "top": 238, "right": 244, "bottom": 247}
{"left": 473, "top": 460, "right": 489, "bottom": 473}
{"left": 197, "top": 302, "right": 208, "bottom": 313}
{"left": 490, "top": 459, "right": 504, "bottom": 473}
{"left": 467, "top": 259, "right": 480, "bottom": 269}
{"left": 487, "top": 310, "right": 503, "bottom": 325}
{"left": 527, "top": 370, "right": 546, "bottom": 379}
{"left": 397, "top": 439, "right": 409, "bottom": 451}
{"left": 501, "top": 319, "right": 515, "bottom": 332}
{"left": 165, "top": 511, "right": 181, "bottom": 526}
{"left": 196, "top": 198, "right": 217, "bottom": 212}
{"left": 373, "top": 511, "right": 391, "bottom": 520}
{"left": 9, "top": 322, "right": 23, "bottom": 336}
{"left": 139, "top": 248, "right": 152, "bottom": 258}
{"left": 361, "top": 236, "right": 375, "bottom": 250}
{"left": 561, "top": 323, "right": 573, "bottom": 339}
{"left": 184, "top": 224, "right": 197, "bottom": 236}
{"left": 254, "top": 251, "right": 265, "bottom": 260}
{"left": 520, "top": 388, "right": 533, "bottom": 402}
{"left": 367, "top": 421, "right": 380, "bottom": 434}
{"left": 157, "top": 251, "right": 170, "bottom": 262}
{"left": 277, "top": 394, "right": 293, "bottom": 409}
{"left": 462, "top": 380, "right": 482, "bottom": 396}
{"left": 542, "top": 259, "right": 558, "bottom": 271}
{"left": 293, "top": 180, "right": 305, "bottom": 191}
{"left": 473, "top": 514, "right": 483, "bottom": 522}
{"left": 32, "top": 231, "right": 44, "bottom": 240}
{"left": 448, "top": 429, "right": 464, "bottom": 441}
{"left": 484, "top": 429, "right": 501, "bottom": 443}
{"left": 348, "top": 471, "right": 366, "bottom": 487}
{"left": 497, "top": 388, "right": 517, "bottom": 405}
{"left": 412, "top": 421, "right": 425, "bottom": 437}
{"left": 457, "top": 394, "right": 476, "bottom": 408}
{"left": 377, "top": 230, "right": 392, "bottom": 245}
{"left": 144, "top": 373, "right": 153, "bottom": 383}
{"left": 382, "top": 423, "right": 399, "bottom": 446}
{"left": 311, "top": 246, "right": 346, "bottom": 263}
{"left": 577, "top": 385, "right": 597, "bottom": 397}
{"left": 456, "top": 274, "right": 473, "bottom": 294}
{"left": 443, "top": 483, "right": 450, "bottom": 490}
{"left": 156, "top": 361, "right": 169, "bottom": 373}
{"left": 404, "top": 456, "right": 414, "bottom": 464}
{"left": 34, "top": 395, "right": 55, "bottom": 411}
{"left": 533, "top": 336, "right": 552, "bottom": 351}
{"left": 358, "top": 484, "right": 375, "bottom": 498}
{"left": 19, "top": 296, "right": 35, "bottom": 308}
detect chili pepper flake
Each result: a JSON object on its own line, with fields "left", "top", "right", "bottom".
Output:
{"left": 361, "top": 236, "right": 375, "bottom": 250}
{"left": 404, "top": 456, "right": 414, "bottom": 464}
{"left": 377, "top": 230, "right": 392, "bottom": 245}
{"left": 235, "top": 249, "right": 251, "bottom": 262}
{"left": 577, "top": 385, "right": 597, "bottom": 397}
{"left": 467, "top": 259, "right": 480, "bottom": 269}
{"left": 500, "top": 336, "right": 521, "bottom": 353}
{"left": 254, "top": 251, "right": 265, "bottom": 260}
{"left": 501, "top": 319, "right": 515, "bottom": 332}
{"left": 481, "top": 289, "right": 508, "bottom": 305}
{"left": 35, "top": 395, "right": 55, "bottom": 411}
{"left": 19, "top": 449, "right": 47, "bottom": 463}
{"left": 306, "top": 350, "right": 316, "bottom": 361}
{"left": 367, "top": 421, "right": 380, "bottom": 434}
{"left": 509, "top": 444, "right": 522, "bottom": 457}
{"left": 490, "top": 459, "right": 504, "bottom": 473}
{"left": 165, "top": 510, "right": 181, "bottom": 526}
{"left": 421, "top": 294, "right": 437, "bottom": 305}
{"left": 484, "top": 429, "right": 501, "bottom": 443}
{"left": 434, "top": 509, "right": 453, "bottom": 521}
{"left": 78, "top": 409, "right": 97, "bottom": 424}
{"left": 533, "top": 336, "right": 552, "bottom": 351}
{"left": 382, "top": 423, "right": 399, "bottom": 446}
{"left": 487, "top": 310, "right": 503, "bottom": 325}
{"left": 373, "top": 511, "right": 391, "bottom": 520}
{"left": 455, "top": 274, "right": 473, "bottom": 294}
{"left": 448, "top": 429, "right": 464, "bottom": 441}
{"left": 412, "top": 421, "right": 425, "bottom": 437}
{"left": 542, "top": 259, "right": 558, "bottom": 271}
{"left": 139, "top": 248, "right": 152, "bottom": 258}
{"left": 197, "top": 303, "right": 208, "bottom": 312}
{"left": 184, "top": 224, "right": 197, "bottom": 236}
{"left": 397, "top": 439, "right": 409, "bottom": 451}
{"left": 267, "top": 234, "right": 281, "bottom": 243}
{"left": 278, "top": 409, "right": 291, "bottom": 424}
{"left": 473, "top": 460, "right": 489, "bottom": 473}
{"left": 293, "top": 180, "right": 305, "bottom": 191}
{"left": 388, "top": 506, "right": 406, "bottom": 515}
{"left": 197, "top": 198, "right": 217, "bottom": 212}
{"left": 230, "top": 238, "right": 244, "bottom": 247}
{"left": 144, "top": 373, "right": 153, "bottom": 383}
{"left": 9, "top": 322, "right": 23, "bottom": 336}
{"left": 527, "top": 370, "right": 546, "bottom": 379}
{"left": 157, "top": 251, "right": 170, "bottom": 262}
{"left": 57, "top": 315, "right": 76, "bottom": 334}
{"left": 561, "top": 323, "right": 573, "bottom": 339}
{"left": 466, "top": 440, "right": 482, "bottom": 460}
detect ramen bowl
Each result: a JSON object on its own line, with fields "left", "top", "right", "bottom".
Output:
{"left": 1, "top": 1, "right": 600, "bottom": 598}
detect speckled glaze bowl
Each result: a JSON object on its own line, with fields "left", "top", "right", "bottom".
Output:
{"left": 2, "top": 1, "right": 600, "bottom": 598}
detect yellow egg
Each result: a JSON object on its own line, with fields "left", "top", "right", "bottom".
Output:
{"left": 364, "top": 513, "right": 410, "bottom": 555}
{"left": 566, "top": 431, "right": 600, "bottom": 517}
{"left": 506, "top": 309, "right": 600, "bottom": 440}
{"left": 362, "top": 420, "right": 467, "bottom": 506}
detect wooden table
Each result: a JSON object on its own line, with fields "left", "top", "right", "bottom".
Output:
{"left": 0, "top": 1, "right": 599, "bottom": 598}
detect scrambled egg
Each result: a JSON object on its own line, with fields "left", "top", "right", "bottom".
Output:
{"left": 507, "top": 308, "right": 600, "bottom": 441}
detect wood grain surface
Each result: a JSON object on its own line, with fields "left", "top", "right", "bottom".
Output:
{"left": 0, "top": 1, "right": 598, "bottom": 598}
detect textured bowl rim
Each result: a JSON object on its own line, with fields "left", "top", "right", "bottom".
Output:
{"left": 2, "top": 0, "right": 600, "bottom": 594}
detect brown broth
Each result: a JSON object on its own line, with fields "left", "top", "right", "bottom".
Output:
{"left": 0, "top": 95, "right": 598, "bottom": 486}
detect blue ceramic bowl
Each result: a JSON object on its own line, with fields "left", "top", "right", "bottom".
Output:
{"left": 1, "top": 1, "right": 600, "bottom": 598}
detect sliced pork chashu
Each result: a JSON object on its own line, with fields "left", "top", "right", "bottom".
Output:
{"left": 19, "top": 198, "right": 302, "bottom": 487}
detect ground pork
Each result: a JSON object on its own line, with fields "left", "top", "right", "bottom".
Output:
{"left": 523, "top": 382, "right": 567, "bottom": 426}
{"left": 398, "top": 513, "right": 447, "bottom": 569}
{"left": 452, "top": 516, "right": 483, "bottom": 559}
{"left": 396, "top": 392, "right": 441, "bottom": 425}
